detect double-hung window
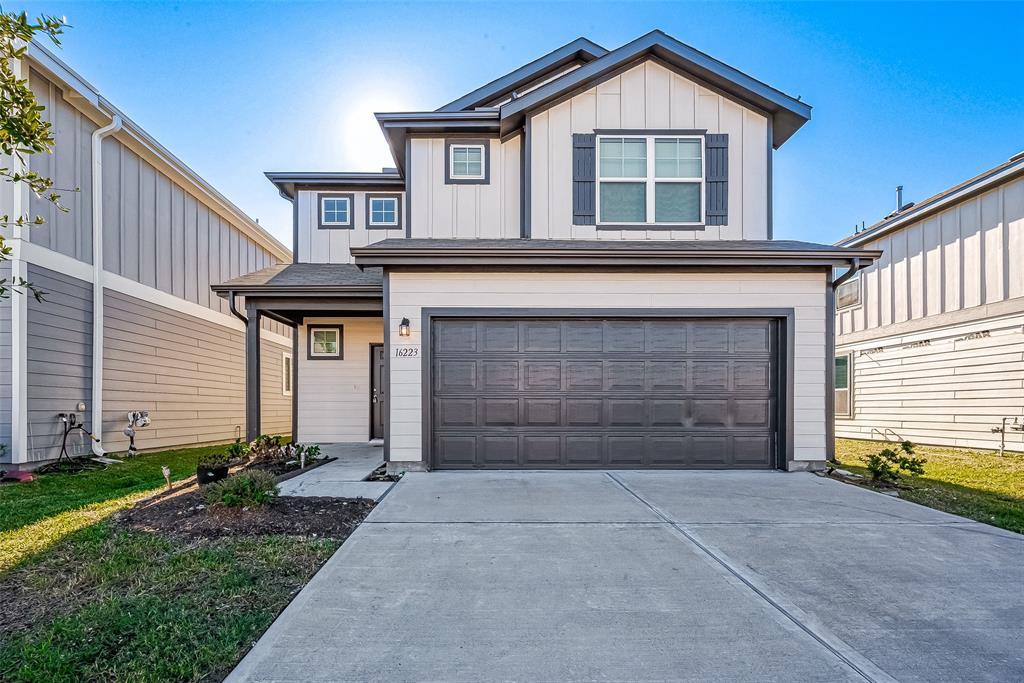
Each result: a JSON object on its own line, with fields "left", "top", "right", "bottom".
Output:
{"left": 835, "top": 353, "right": 852, "bottom": 417}
{"left": 597, "top": 135, "right": 703, "bottom": 226}
{"left": 282, "top": 353, "right": 293, "bottom": 396}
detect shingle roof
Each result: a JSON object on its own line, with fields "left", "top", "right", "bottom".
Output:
{"left": 211, "top": 264, "right": 383, "bottom": 293}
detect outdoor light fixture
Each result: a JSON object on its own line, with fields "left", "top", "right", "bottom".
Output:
{"left": 399, "top": 318, "right": 411, "bottom": 337}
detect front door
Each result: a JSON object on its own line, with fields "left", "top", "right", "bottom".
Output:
{"left": 371, "top": 344, "right": 385, "bottom": 440}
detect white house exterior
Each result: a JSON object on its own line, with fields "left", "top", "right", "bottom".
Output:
{"left": 0, "top": 44, "right": 293, "bottom": 468}
{"left": 215, "top": 31, "right": 879, "bottom": 472}
{"left": 834, "top": 154, "right": 1024, "bottom": 452}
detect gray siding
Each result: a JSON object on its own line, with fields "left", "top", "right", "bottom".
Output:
{"left": 26, "top": 265, "right": 93, "bottom": 462}
{"left": 0, "top": 263, "right": 11, "bottom": 460}
{"left": 101, "top": 288, "right": 291, "bottom": 454}
{"left": 28, "top": 68, "right": 97, "bottom": 264}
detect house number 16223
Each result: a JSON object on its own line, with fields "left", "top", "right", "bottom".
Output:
{"left": 394, "top": 346, "right": 419, "bottom": 358}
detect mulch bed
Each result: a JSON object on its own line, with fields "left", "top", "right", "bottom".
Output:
{"left": 116, "top": 483, "right": 375, "bottom": 540}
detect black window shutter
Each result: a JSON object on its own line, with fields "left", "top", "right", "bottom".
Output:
{"left": 705, "top": 133, "right": 728, "bottom": 226}
{"left": 572, "top": 133, "right": 596, "bottom": 225}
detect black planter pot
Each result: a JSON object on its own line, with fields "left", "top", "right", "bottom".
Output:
{"left": 196, "top": 465, "right": 228, "bottom": 485}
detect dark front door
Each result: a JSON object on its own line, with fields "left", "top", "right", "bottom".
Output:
{"left": 429, "top": 317, "right": 779, "bottom": 470}
{"left": 371, "top": 344, "right": 385, "bottom": 440}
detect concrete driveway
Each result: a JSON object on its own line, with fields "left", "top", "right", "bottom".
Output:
{"left": 228, "top": 471, "right": 1024, "bottom": 682}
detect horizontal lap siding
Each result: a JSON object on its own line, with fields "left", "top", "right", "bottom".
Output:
{"left": 296, "top": 318, "right": 383, "bottom": 443}
{"left": 388, "top": 270, "right": 827, "bottom": 466}
{"left": 0, "top": 264, "right": 13, "bottom": 459}
{"left": 101, "top": 289, "right": 290, "bottom": 453}
{"left": 837, "top": 313, "right": 1024, "bottom": 452}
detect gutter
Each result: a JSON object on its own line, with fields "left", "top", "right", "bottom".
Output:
{"left": 89, "top": 112, "right": 123, "bottom": 456}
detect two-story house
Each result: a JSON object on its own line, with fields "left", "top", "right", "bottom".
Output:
{"left": 214, "top": 31, "right": 879, "bottom": 473}
{"left": 834, "top": 154, "right": 1024, "bottom": 453}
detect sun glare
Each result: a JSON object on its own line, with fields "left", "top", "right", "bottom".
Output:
{"left": 335, "top": 82, "right": 420, "bottom": 171}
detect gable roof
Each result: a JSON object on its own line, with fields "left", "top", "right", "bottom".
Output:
{"left": 438, "top": 37, "right": 608, "bottom": 112}
{"left": 499, "top": 30, "right": 811, "bottom": 146}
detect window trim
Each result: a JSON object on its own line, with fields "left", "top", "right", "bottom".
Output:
{"left": 365, "top": 193, "right": 403, "bottom": 229}
{"left": 835, "top": 273, "right": 862, "bottom": 311}
{"left": 307, "top": 325, "right": 344, "bottom": 360}
{"left": 445, "top": 139, "right": 490, "bottom": 184}
{"left": 318, "top": 193, "right": 354, "bottom": 229}
{"left": 834, "top": 352, "right": 853, "bottom": 418}
{"left": 282, "top": 352, "right": 293, "bottom": 396}
{"left": 595, "top": 134, "right": 705, "bottom": 228}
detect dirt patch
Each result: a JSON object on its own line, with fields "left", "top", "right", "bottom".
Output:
{"left": 116, "top": 484, "right": 374, "bottom": 540}
{"left": 365, "top": 464, "right": 402, "bottom": 482}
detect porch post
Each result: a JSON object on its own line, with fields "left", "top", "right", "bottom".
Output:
{"left": 245, "top": 302, "right": 262, "bottom": 442}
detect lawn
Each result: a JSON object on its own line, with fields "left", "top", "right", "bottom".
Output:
{"left": 0, "top": 442, "right": 347, "bottom": 683}
{"left": 835, "top": 438, "right": 1024, "bottom": 534}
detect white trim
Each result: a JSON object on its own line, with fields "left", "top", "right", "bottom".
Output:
{"left": 9, "top": 257, "right": 29, "bottom": 464}
{"left": 320, "top": 195, "right": 352, "bottom": 227}
{"left": 367, "top": 196, "right": 399, "bottom": 227}
{"left": 448, "top": 143, "right": 486, "bottom": 180}
{"left": 282, "top": 352, "right": 293, "bottom": 396}
{"left": 596, "top": 134, "right": 705, "bottom": 227}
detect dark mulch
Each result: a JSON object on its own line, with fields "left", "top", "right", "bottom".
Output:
{"left": 116, "top": 484, "right": 375, "bottom": 540}
{"left": 365, "top": 464, "right": 402, "bottom": 482}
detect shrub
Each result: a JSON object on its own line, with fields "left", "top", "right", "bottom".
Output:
{"left": 864, "top": 441, "right": 926, "bottom": 482}
{"left": 296, "top": 444, "right": 322, "bottom": 467}
{"left": 248, "top": 434, "right": 287, "bottom": 464}
{"left": 226, "top": 438, "right": 249, "bottom": 459}
{"left": 203, "top": 470, "right": 279, "bottom": 508}
{"left": 197, "top": 451, "right": 230, "bottom": 469}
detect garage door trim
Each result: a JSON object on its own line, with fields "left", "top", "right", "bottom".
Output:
{"left": 421, "top": 307, "right": 795, "bottom": 470}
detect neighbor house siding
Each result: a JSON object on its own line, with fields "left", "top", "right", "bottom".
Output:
{"left": 387, "top": 270, "right": 827, "bottom": 467}
{"left": 836, "top": 312, "right": 1024, "bottom": 452}
{"left": 25, "top": 265, "right": 93, "bottom": 462}
{"left": 0, "top": 263, "right": 13, "bottom": 458}
{"left": 408, "top": 136, "right": 521, "bottom": 239}
{"left": 296, "top": 190, "right": 406, "bottom": 263}
{"left": 528, "top": 59, "right": 769, "bottom": 241}
{"left": 296, "top": 317, "right": 384, "bottom": 443}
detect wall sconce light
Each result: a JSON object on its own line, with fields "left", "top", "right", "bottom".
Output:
{"left": 399, "top": 317, "right": 411, "bottom": 337}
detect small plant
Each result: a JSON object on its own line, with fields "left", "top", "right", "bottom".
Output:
{"left": 197, "top": 451, "right": 231, "bottom": 469}
{"left": 203, "top": 470, "right": 279, "bottom": 508}
{"left": 296, "top": 444, "right": 322, "bottom": 468}
{"left": 226, "top": 438, "right": 249, "bottom": 460}
{"left": 248, "top": 434, "right": 286, "bottom": 464}
{"left": 864, "top": 441, "right": 926, "bottom": 483}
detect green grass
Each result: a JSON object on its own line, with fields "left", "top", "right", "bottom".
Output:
{"left": 835, "top": 438, "right": 1024, "bottom": 533}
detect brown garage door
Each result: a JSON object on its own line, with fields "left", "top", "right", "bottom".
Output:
{"left": 429, "top": 316, "right": 779, "bottom": 469}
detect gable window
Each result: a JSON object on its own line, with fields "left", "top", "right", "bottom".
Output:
{"left": 282, "top": 352, "right": 293, "bottom": 396}
{"left": 366, "top": 194, "right": 401, "bottom": 228}
{"left": 308, "top": 325, "right": 343, "bottom": 360}
{"left": 597, "top": 135, "right": 703, "bottom": 226}
{"left": 445, "top": 140, "right": 490, "bottom": 184}
{"left": 836, "top": 273, "right": 862, "bottom": 310}
{"left": 318, "top": 193, "right": 354, "bottom": 229}
{"left": 835, "top": 353, "right": 852, "bottom": 417}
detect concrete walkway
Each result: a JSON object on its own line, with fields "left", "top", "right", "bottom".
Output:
{"left": 277, "top": 443, "right": 392, "bottom": 501}
{"left": 230, "top": 471, "right": 1024, "bottom": 682}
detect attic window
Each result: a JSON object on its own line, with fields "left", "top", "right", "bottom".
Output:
{"left": 445, "top": 140, "right": 489, "bottom": 184}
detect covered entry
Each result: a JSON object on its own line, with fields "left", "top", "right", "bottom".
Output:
{"left": 428, "top": 314, "right": 782, "bottom": 470}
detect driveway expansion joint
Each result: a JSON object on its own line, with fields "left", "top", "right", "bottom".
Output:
{"left": 604, "top": 472, "right": 897, "bottom": 683}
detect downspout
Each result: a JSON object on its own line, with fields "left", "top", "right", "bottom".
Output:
{"left": 827, "top": 257, "right": 866, "bottom": 463}
{"left": 227, "top": 290, "right": 247, "bottom": 324}
{"left": 832, "top": 257, "right": 864, "bottom": 290}
{"left": 89, "top": 113, "right": 123, "bottom": 456}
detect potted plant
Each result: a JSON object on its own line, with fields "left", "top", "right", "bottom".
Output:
{"left": 196, "top": 451, "right": 231, "bottom": 485}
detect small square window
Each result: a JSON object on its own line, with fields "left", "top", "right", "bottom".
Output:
{"left": 308, "top": 326, "right": 343, "bottom": 359}
{"left": 319, "top": 194, "right": 353, "bottom": 228}
{"left": 836, "top": 275, "right": 862, "bottom": 310}
{"left": 367, "top": 195, "right": 401, "bottom": 227}
{"left": 446, "top": 141, "right": 489, "bottom": 183}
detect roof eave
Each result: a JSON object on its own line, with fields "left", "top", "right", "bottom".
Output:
{"left": 375, "top": 111, "right": 502, "bottom": 174}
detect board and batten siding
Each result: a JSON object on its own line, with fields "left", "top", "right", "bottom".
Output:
{"left": 529, "top": 59, "right": 769, "bottom": 241}
{"left": 386, "top": 270, "right": 827, "bottom": 468}
{"left": 408, "top": 136, "right": 521, "bottom": 239}
{"left": 837, "top": 174, "right": 1024, "bottom": 339}
{"left": 295, "top": 190, "right": 406, "bottom": 263}
{"left": 836, "top": 313, "right": 1024, "bottom": 452}
{"left": 296, "top": 318, "right": 383, "bottom": 442}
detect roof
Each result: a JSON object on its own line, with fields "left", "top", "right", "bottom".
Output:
{"left": 437, "top": 37, "right": 608, "bottom": 112}
{"left": 211, "top": 263, "right": 383, "bottom": 295}
{"left": 265, "top": 171, "right": 404, "bottom": 200}
{"left": 27, "top": 42, "right": 291, "bottom": 262}
{"left": 836, "top": 152, "right": 1024, "bottom": 247}
{"left": 351, "top": 239, "right": 880, "bottom": 268}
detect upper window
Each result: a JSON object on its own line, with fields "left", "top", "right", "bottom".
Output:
{"left": 308, "top": 325, "right": 343, "bottom": 360}
{"left": 445, "top": 140, "right": 489, "bottom": 184}
{"left": 367, "top": 194, "right": 401, "bottom": 228}
{"left": 319, "top": 193, "right": 353, "bottom": 229}
{"left": 835, "top": 354, "right": 852, "bottom": 417}
{"left": 836, "top": 274, "right": 862, "bottom": 310}
{"left": 597, "top": 135, "right": 703, "bottom": 226}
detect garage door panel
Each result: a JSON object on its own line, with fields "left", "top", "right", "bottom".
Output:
{"left": 430, "top": 317, "right": 778, "bottom": 470}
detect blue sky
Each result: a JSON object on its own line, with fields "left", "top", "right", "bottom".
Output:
{"left": 19, "top": 1, "right": 1024, "bottom": 248}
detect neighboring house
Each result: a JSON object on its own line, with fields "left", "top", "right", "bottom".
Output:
{"left": 834, "top": 154, "right": 1024, "bottom": 453}
{"left": 214, "top": 30, "right": 878, "bottom": 472}
{"left": 0, "top": 44, "right": 293, "bottom": 468}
